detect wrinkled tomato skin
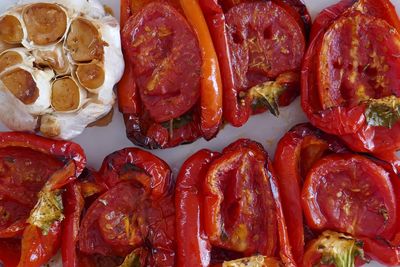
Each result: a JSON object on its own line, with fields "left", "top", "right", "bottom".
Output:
{"left": 302, "top": 154, "right": 397, "bottom": 240}
{"left": 97, "top": 147, "right": 173, "bottom": 197}
{"left": 273, "top": 123, "right": 348, "bottom": 265}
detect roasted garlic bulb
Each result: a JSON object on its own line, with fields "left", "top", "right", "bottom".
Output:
{"left": 0, "top": 0, "right": 124, "bottom": 139}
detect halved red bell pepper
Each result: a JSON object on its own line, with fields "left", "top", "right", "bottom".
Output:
{"left": 0, "top": 132, "right": 86, "bottom": 267}
{"left": 301, "top": 0, "right": 400, "bottom": 160}
{"left": 274, "top": 123, "right": 400, "bottom": 266}
{"left": 199, "top": 0, "right": 309, "bottom": 127}
{"left": 119, "top": 0, "right": 222, "bottom": 148}
{"left": 78, "top": 148, "right": 175, "bottom": 266}
{"left": 175, "top": 139, "right": 290, "bottom": 266}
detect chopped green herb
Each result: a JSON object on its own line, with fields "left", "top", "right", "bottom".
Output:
{"left": 365, "top": 96, "right": 400, "bottom": 128}
{"left": 27, "top": 190, "right": 64, "bottom": 235}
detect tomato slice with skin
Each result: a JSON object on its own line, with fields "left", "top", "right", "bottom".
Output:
{"left": 317, "top": 13, "right": 400, "bottom": 110}
{"left": 121, "top": 2, "right": 201, "bottom": 123}
{"left": 225, "top": 2, "right": 304, "bottom": 91}
{"left": 302, "top": 153, "right": 397, "bottom": 240}
{"left": 203, "top": 141, "right": 278, "bottom": 256}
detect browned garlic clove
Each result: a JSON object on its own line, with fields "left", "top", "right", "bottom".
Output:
{"left": 22, "top": 3, "right": 67, "bottom": 46}
{"left": 0, "top": 50, "right": 23, "bottom": 73}
{"left": 0, "top": 15, "right": 23, "bottom": 44}
{"left": 0, "top": 67, "right": 39, "bottom": 104}
{"left": 65, "top": 17, "right": 104, "bottom": 62}
{"left": 75, "top": 61, "right": 105, "bottom": 91}
{"left": 51, "top": 77, "right": 86, "bottom": 112}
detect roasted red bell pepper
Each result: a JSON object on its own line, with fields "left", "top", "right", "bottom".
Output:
{"left": 119, "top": 0, "right": 222, "bottom": 148}
{"left": 200, "top": 0, "right": 309, "bottom": 127}
{"left": 0, "top": 132, "right": 86, "bottom": 267}
{"left": 78, "top": 148, "right": 176, "bottom": 266}
{"left": 274, "top": 123, "right": 400, "bottom": 266}
{"left": 301, "top": 0, "right": 400, "bottom": 162}
{"left": 273, "top": 123, "right": 348, "bottom": 265}
{"left": 175, "top": 139, "right": 290, "bottom": 266}
{"left": 61, "top": 182, "right": 84, "bottom": 267}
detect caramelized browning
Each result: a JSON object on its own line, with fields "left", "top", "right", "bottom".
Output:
{"left": 76, "top": 62, "right": 105, "bottom": 89}
{"left": 0, "top": 51, "right": 22, "bottom": 73}
{"left": 0, "top": 15, "right": 23, "bottom": 44}
{"left": 1, "top": 68, "right": 39, "bottom": 104}
{"left": 51, "top": 77, "right": 80, "bottom": 111}
{"left": 66, "top": 18, "right": 104, "bottom": 62}
{"left": 23, "top": 3, "right": 67, "bottom": 45}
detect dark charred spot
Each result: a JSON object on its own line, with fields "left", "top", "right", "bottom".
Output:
{"left": 263, "top": 26, "right": 273, "bottom": 39}
{"left": 232, "top": 32, "right": 244, "bottom": 44}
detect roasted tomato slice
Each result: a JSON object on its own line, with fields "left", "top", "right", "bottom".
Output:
{"left": 225, "top": 2, "right": 304, "bottom": 90}
{"left": 317, "top": 13, "right": 400, "bottom": 110}
{"left": 302, "top": 154, "right": 397, "bottom": 240}
{"left": 121, "top": 2, "right": 201, "bottom": 123}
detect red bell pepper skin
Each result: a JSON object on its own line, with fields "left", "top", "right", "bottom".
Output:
{"left": 18, "top": 223, "right": 62, "bottom": 267}
{"left": 97, "top": 148, "right": 173, "bottom": 197}
{"left": 0, "top": 132, "right": 86, "bottom": 267}
{"left": 176, "top": 139, "right": 290, "bottom": 266}
{"left": 0, "top": 132, "right": 86, "bottom": 177}
{"left": 61, "top": 182, "right": 84, "bottom": 267}
{"left": 175, "top": 149, "right": 220, "bottom": 267}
